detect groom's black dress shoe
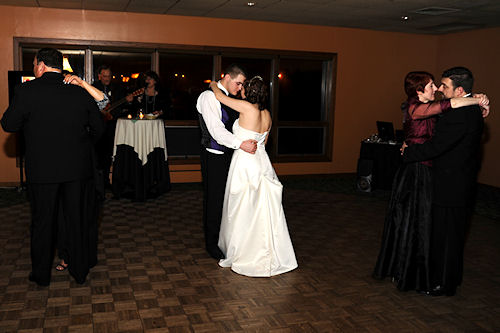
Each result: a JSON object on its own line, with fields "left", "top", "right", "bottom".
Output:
{"left": 207, "top": 247, "right": 225, "bottom": 260}
{"left": 28, "top": 272, "right": 49, "bottom": 287}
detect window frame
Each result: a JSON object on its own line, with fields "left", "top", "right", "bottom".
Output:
{"left": 14, "top": 37, "right": 336, "bottom": 164}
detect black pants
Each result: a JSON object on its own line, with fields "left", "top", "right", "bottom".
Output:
{"left": 96, "top": 119, "right": 116, "bottom": 186}
{"left": 431, "top": 204, "right": 467, "bottom": 293}
{"left": 200, "top": 148, "right": 232, "bottom": 253}
{"left": 28, "top": 179, "right": 96, "bottom": 285}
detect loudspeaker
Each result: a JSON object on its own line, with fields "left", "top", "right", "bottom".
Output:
{"left": 356, "top": 158, "right": 373, "bottom": 192}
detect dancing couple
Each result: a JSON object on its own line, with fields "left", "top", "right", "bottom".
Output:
{"left": 197, "top": 64, "right": 298, "bottom": 277}
{"left": 373, "top": 67, "right": 489, "bottom": 296}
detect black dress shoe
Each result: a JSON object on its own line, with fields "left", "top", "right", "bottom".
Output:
{"left": 206, "top": 247, "right": 225, "bottom": 260}
{"left": 28, "top": 273, "right": 49, "bottom": 286}
{"left": 429, "top": 285, "right": 456, "bottom": 297}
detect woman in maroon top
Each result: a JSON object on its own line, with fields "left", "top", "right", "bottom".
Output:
{"left": 373, "top": 71, "right": 486, "bottom": 293}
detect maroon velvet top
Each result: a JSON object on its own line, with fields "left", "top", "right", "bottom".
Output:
{"left": 403, "top": 98, "right": 452, "bottom": 166}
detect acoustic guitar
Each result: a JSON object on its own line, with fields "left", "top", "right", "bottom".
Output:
{"left": 101, "top": 87, "right": 145, "bottom": 121}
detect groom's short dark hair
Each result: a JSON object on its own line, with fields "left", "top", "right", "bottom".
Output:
{"left": 442, "top": 67, "right": 474, "bottom": 93}
{"left": 225, "top": 64, "right": 247, "bottom": 79}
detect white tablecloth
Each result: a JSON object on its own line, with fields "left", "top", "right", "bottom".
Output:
{"left": 113, "top": 118, "right": 168, "bottom": 166}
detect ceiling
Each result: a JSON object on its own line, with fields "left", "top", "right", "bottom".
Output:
{"left": 2, "top": 0, "right": 500, "bottom": 34}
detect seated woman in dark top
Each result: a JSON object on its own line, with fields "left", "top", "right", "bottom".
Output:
{"left": 134, "top": 71, "right": 170, "bottom": 118}
{"left": 372, "top": 71, "right": 488, "bottom": 293}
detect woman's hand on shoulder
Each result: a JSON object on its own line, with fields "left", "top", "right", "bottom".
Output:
{"left": 473, "top": 93, "right": 489, "bottom": 107}
{"left": 63, "top": 74, "right": 83, "bottom": 87}
{"left": 209, "top": 81, "right": 218, "bottom": 91}
{"left": 473, "top": 93, "right": 490, "bottom": 118}
{"left": 481, "top": 105, "right": 490, "bottom": 118}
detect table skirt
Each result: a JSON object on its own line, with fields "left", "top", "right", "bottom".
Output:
{"left": 112, "top": 145, "right": 171, "bottom": 201}
{"left": 359, "top": 142, "right": 402, "bottom": 190}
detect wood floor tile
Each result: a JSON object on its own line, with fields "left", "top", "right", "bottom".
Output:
{"left": 0, "top": 180, "right": 499, "bottom": 332}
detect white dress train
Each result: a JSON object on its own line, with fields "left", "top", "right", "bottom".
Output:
{"left": 218, "top": 119, "right": 298, "bottom": 277}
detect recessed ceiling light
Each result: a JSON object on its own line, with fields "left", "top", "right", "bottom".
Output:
{"left": 247, "top": 2, "right": 256, "bottom": 7}
{"left": 401, "top": 16, "right": 409, "bottom": 21}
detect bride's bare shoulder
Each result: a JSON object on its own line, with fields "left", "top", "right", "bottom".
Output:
{"left": 261, "top": 109, "right": 271, "bottom": 120}
{"left": 261, "top": 109, "right": 272, "bottom": 131}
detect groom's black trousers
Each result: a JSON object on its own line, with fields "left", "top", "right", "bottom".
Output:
{"left": 200, "top": 148, "right": 232, "bottom": 256}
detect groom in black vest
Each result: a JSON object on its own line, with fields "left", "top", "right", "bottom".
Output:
{"left": 403, "top": 67, "right": 485, "bottom": 296}
{"left": 197, "top": 64, "right": 257, "bottom": 259}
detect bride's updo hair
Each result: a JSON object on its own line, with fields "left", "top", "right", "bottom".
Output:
{"left": 244, "top": 76, "right": 268, "bottom": 110}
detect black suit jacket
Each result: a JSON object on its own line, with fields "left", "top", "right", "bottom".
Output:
{"left": 1, "top": 72, "right": 104, "bottom": 183}
{"left": 403, "top": 105, "right": 483, "bottom": 207}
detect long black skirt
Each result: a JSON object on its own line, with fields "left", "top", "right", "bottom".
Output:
{"left": 373, "top": 162, "right": 433, "bottom": 292}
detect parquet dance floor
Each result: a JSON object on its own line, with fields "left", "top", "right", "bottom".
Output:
{"left": 0, "top": 179, "right": 499, "bottom": 332}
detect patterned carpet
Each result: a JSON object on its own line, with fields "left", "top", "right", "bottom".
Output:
{"left": 0, "top": 175, "right": 499, "bottom": 332}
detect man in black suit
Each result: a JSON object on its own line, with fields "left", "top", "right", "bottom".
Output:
{"left": 1, "top": 48, "right": 104, "bottom": 286}
{"left": 403, "top": 67, "right": 486, "bottom": 296}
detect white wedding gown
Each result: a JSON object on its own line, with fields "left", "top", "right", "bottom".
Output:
{"left": 218, "top": 119, "right": 298, "bottom": 277}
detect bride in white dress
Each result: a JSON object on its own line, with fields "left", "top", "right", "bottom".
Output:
{"left": 210, "top": 77, "right": 298, "bottom": 277}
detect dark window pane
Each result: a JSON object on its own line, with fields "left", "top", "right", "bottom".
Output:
{"left": 22, "top": 48, "right": 85, "bottom": 78}
{"left": 278, "top": 58, "right": 323, "bottom": 121}
{"left": 93, "top": 51, "right": 151, "bottom": 91}
{"left": 159, "top": 53, "right": 212, "bottom": 120}
{"left": 19, "top": 40, "right": 336, "bottom": 163}
{"left": 165, "top": 126, "right": 201, "bottom": 157}
{"left": 221, "top": 56, "right": 272, "bottom": 108}
{"left": 277, "top": 127, "right": 325, "bottom": 155}
{"left": 221, "top": 57, "right": 271, "bottom": 82}
{"left": 62, "top": 51, "right": 85, "bottom": 78}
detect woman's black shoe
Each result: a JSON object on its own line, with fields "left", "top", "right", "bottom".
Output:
{"left": 28, "top": 272, "right": 49, "bottom": 286}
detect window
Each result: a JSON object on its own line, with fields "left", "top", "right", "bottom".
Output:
{"left": 274, "top": 57, "right": 332, "bottom": 157}
{"left": 278, "top": 58, "right": 324, "bottom": 121}
{"left": 16, "top": 38, "right": 336, "bottom": 164}
{"left": 277, "top": 127, "right": 325, "bottom": 155}
{"left": 158, "top": 52, "right": 213, "bottom": 121}
{"left": 92, "top": 50, "right": 151, "bottom": 91}
{"left": 221, "top": 57, "right": 272, "bottom": 83}
{"left": 22, "top": 48, "right": 85, "bottom": 78}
